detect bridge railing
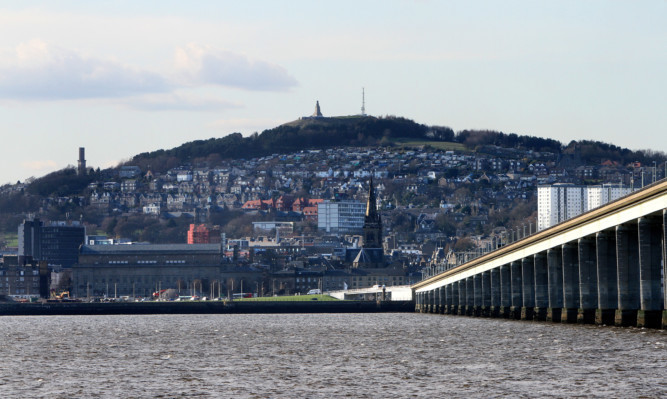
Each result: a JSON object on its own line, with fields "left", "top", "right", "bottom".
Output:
{"left": 421, "top": 224, "right": 538, "bottom": 280}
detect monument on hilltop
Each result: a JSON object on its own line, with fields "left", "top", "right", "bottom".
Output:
{"left": 312, "top": 101, "right": 323, "bottom": 117}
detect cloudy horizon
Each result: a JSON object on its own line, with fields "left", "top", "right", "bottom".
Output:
{"left": 0, "top": 1, "right": 665, "bottom": 184}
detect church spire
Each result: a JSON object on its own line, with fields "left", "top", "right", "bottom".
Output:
{"left": 366, "top": 176, "right": 377, "bottom": 218}
{"left": 363, "top": 176, "right": 382, "bottom": 249}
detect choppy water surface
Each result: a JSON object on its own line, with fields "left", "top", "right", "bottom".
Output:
{"left": 0, "top": 313, "right": 665, "bottom": 398}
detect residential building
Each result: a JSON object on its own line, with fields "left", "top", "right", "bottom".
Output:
{"left": 0, "top": 255, "right": 49, "bottom": 298}
{"left": 187, "top": 224, "right": 210, "bottom": 244}
{"left": 317, "top": 200, "right": 365, "bottom": 233}
{"left": 537, "top": 183, "right": 633, "bottom": 231}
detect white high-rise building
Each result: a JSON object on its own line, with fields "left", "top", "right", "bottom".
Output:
{"left": 537, "top": 183, "right": 633, "bottom": 231}
{"left": 317, "top": 200, "right": 366, "bottom": 233}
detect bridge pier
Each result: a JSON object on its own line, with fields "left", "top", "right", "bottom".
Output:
{"left": 637, "top": 216, "right": 663, "bottom": 328}
{"left": 499, "top": 263, "right": 511, "bottom": 318}
{"left": 596, "top": 230, "right": 617, "bottom": 325}
{"left": 437, "top": 286, "right": 443, "bottom": 314}
{"left": 561, "top": 242, "right": 580, "bottom": 323}
{"left": 547, "top": 248, "right": 563, "bottom": 322}
{"left": 615, "top": 223, "right": 640, "bottom": 326}
{"left": 458, "top": 279, "right": 467, "bottom": 316}
{"left": 663, "top": 210, "right": 667, "bottom": 329}
{"left": 489, "top": 267, "right": 501, "bottom": 318}
{"left": 521, "top": 257, "right": 535, "bottom": 321}
{"left": 465, "top": 277, "right": 474, "bottom": 316}
{"left": 443, "top": 285, "right": 450, "bottom": 314}
{"left": 578, "top": 236, "right": 597, "bottom": 324}
{"left": 533, "top": 252, "right": 548, "bottom": 321}
{"left": 473, "top": 274, "right": 483, "bottom": 317}
{"left": 450, "top": 282, "right": 458, "bottom": 315}
{"left": 510, "top": 260, "right": 523, "bottom": 320}
{"left": 481, "top": 271, "right": 491, "bottom": 317}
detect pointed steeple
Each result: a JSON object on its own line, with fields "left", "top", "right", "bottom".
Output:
{"left": 366, "top": 176, "right": 377, "bottom": 218}
{"left": 363, "top": 176, "right": 383, "bottom": 250}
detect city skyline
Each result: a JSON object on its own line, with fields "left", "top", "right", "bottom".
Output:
{"left": 0, "top": 1, "right": 665, "bottom": 185}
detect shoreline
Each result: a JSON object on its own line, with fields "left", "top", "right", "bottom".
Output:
{"left": 0, "top": 300, "right": 414, "bottom": 316}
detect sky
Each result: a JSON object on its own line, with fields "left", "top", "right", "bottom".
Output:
{"left": 0, "top": 1, "right": 665, "bottom": 185}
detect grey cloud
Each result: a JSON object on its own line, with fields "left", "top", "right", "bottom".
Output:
{"left": 0, "top": 44, "right": 170, "bottom": 100}
{"left": 182, "top": 47, "right": 298, "bottom": 91}
{"left": 0, "top": 41, "right": 298, "bottom": 104}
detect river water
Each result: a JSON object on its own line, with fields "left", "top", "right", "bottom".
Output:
{"left": 0, "top": 313, "right": 665, "bottom": 398}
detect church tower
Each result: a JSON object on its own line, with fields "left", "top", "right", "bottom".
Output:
{"left": 363, "top": 177, "right": 382, "bottom": 249}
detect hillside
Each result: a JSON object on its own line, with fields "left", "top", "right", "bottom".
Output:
{"left": 128, "top": 115, "right": 664, "bottom": 175}
{"left": 0, "top": 113, "right": 665, "bottom": 245}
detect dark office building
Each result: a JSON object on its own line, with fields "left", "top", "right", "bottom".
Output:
{"left": 18, "top": 218, "right": 86, "bottom": 268}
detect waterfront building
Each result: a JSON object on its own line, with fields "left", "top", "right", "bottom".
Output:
{"left": 537, "top": 183, "right": 633, "bottom": 231}
{"left": 0, "top": 255, "right": 48, "bottom": 298}
{"left": 72, "top": 244, "right": 224, "bottom": 298}
{"left": 18, "top": 218, "right": 86, "bottom": 268}
{"left": 72, "top": 243, "right": 262, "bottom": 298}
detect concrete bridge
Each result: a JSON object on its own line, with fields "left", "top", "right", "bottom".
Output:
{"left": 413, "top": 180, "right": 667, "bottom": 328}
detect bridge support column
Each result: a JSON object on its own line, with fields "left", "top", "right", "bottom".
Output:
{"left": 534, "top": 252, "right": 548, "bottom": 321}
{"left": 437, "top": 287, "right": 444, "bottom": 314}
{"left": 481, "top": 271, "right": 491, "bottom": 317}
{"left": 521, "top": 257, "right": 535, "bottom": 321}
{"left": 452, "top": 281, "right": 460, "bottom": 315}
{"left": 416, "top": 292, "right": 422, "bottom": 312}
{"left": 465, "top": 277, "right": 474, "bottom": 316}
{"left": 616, "top": 223, "right": 640, "bottom": 326}
{"left": 547, "top": 248, "right": 563, "bottom": 322}
{"left": 499, "top": 263, "right": 511, "bottom": 318}
{"left": 637, "top": 216, "right": 663, "bottom": 328}
{"left": 473, "top": 274, "right": 482, "bottom": 316}
{"left": 458, "top": 279, "right": 467, "bottom": 316}
{"left": 663, "top": 210, "right": 667, "bottom": 329}
{"left": 561, "top": 242, "right": 580, "bottom": 323}
{"left": 578, "top": 236, "right": 597, "bottom": 324}
{"left": 443, "top": 285, "right": 451, "bottom": 314}
{"left": 510, "top": 260, "right": 523, "bottom": 320}
{"left": 596, "top": 230, "right": 617, "bottom": 325}
{"left": 431, "top": 289, "right": 437, "bottom": 314}
{"left": 489, "top": 268, "right": 501, "bottom": 318}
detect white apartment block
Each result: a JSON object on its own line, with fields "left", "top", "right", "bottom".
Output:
{"left": 537, "top": 183, "right": 633, "bottom": 231}
{"left": 317, "top": 200, "right": 365, "bottom": 233}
